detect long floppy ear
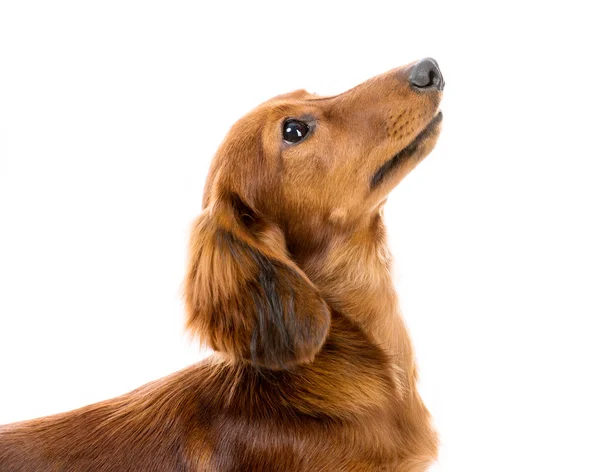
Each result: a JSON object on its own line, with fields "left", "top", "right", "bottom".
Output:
{"left": 184, "top": 193, "right": 331, "bottom": 369}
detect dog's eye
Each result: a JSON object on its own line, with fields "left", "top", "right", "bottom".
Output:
{"left": 283, "top": 120, "right": 310, "bottom": 144}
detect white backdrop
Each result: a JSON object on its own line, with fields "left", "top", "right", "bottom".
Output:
{"left": 1, "top": 1, "right": 599, "bottom": 471}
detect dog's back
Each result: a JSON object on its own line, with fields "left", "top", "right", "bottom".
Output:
{"left": 0, "top": 365, "right": 202, "bottom": 471}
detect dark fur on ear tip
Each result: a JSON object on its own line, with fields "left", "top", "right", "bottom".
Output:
{"left": 248, "top": 245, "right": 331, "bottom": 369}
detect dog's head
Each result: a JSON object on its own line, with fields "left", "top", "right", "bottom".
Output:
{"left": 185, "top": 59, "right": 444, "bottom": 369}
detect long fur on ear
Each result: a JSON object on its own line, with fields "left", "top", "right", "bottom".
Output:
{"left": 184, "top": 194, "right": 331, "bottom": 369}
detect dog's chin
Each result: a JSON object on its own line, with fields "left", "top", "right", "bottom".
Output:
{"left": 370, "top": 112, "right": 443, "bottom": 189}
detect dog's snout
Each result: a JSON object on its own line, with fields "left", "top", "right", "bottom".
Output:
{"left": 409, "top": 58, "right": 444, "bottom": 92}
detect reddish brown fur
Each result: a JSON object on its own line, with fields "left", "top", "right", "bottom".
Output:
{"left": 0, "top": 61, "right": 443, "bottom": 471}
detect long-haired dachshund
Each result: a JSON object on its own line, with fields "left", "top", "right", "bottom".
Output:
{"left": 0, "top": 58, "right": 444, "bottom": 471}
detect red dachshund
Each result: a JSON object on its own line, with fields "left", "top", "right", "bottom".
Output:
{"left": 0, "top": 58, "right": 444, "bottom": 471}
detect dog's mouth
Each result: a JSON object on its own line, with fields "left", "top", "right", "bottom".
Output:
{"left": 370, "top": 111, "right": 443, "bottom": 189}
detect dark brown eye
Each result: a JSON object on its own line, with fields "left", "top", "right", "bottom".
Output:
{"left": 283, "top": 119, "right": 310, "bottom": 144}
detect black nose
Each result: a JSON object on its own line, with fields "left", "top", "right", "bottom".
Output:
{"left": 410, "top": 58, "right": 444, "bottom": 91}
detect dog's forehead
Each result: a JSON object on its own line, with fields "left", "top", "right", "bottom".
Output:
{"left": 269, "top": 89, "right": 317, "bottom": 102}
{"left": 243, "top": 91, "right": 332, "bottom": 124}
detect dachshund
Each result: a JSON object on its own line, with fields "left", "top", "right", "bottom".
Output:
{"left": 0, "top": 57, "right": 444, "bottom": 471}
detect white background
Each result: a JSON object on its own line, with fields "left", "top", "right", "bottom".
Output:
{"left": 1, "top": 1, "right": 599, "bottom": 471}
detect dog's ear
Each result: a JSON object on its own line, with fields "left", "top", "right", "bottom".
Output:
{"left": 184, "top": 193, "right": 331, "bottom": 369}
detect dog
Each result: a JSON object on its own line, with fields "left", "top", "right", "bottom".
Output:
{"left": 0, "top": 57, "right": 444, "bottom": 471}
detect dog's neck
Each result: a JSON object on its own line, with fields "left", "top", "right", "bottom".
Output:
{"left": 292, "top": 213, "right": 417, "bottom": 388}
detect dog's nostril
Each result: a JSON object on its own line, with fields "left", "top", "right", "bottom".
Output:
{"left": 409, "top": 58, "right": 444, "bottom": 92}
